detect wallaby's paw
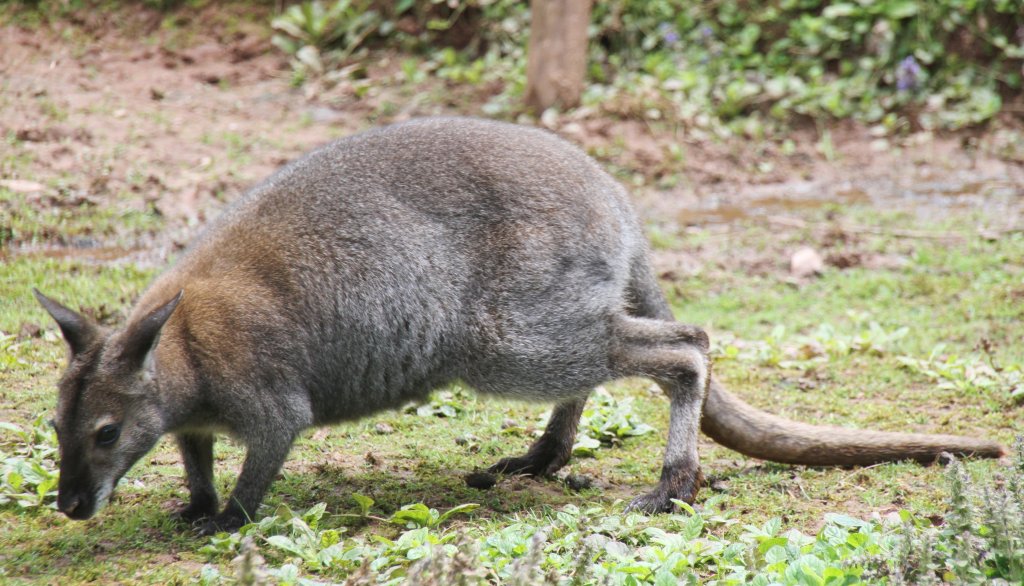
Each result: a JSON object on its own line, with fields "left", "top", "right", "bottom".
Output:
{"left": 469, "top": 451, "right": 572, "bottom": 489}
{"left": 487, "top": 439, "right": 574, "bottom": 477}
{"left": 196, "top": 511, "right": 247, "bottom": 536}
{"left": 173, "top": 498, "right": 218, "bottom": 524}
{"left": 625, "top": 486, "right": 698, "bottom": 514}
{"left": 487, "top": 455, "right": 546, "bottom": 476}
{"left": 464, "top": 471, "right": 498, "bottom": 490}
{"left": 625, "top": 468, "right": 703, "bottom": 514}
{"left": 625, "top": 490, "right": 676, "bottom": 514}
{"left": 487, "top": 451, "right": 568, "bottom": 477}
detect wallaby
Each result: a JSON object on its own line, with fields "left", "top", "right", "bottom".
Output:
{"left": 36, "top": 117, "right": 1005, "bottom": 534}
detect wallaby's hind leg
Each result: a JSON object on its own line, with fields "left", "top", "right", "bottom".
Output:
{"left": 487, "top": 396, "right": 588, "bottom": 477}
{"left": 611, "top": 314, "right": 710, "bottom": 513}
{"left": 175, "top": 432, "right": 218, "bottom": 523}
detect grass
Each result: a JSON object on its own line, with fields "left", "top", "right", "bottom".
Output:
{"left": 1, "top": 188, "right": 1021, "bottom": 582}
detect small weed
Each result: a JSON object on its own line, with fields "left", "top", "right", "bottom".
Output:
{"left": 898, "top": 344, "right": 1024, "bottom": 403}
{"left": 0, "top": 332, "right": 25, "bottom": 372}
{"left": 37, "top": 97, "right": 69, "bottom": 122}
{"left": 407, "top": 387, "right": 472, "bottom": 419}
{"left": 575, "top": 387, "right": 656, "bottom": 455}
{"left": 712, "top": 317, "right": 910, "bottom": 370}
{"left": 645, "top": 223, "right": 684, "bottom": 251}
{"left": 535, "top": 387, "right": 656, "bottom": 457}
{"left": 388, "top": 502, "right": 479, "bottom": 530}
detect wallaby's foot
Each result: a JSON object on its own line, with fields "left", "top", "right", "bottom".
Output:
{"left": 626, "top": 466, "right": 704, "bottom": 514}
{"left": 173, "top": 496, "right": 218, "bottom": 524}
{"left": 487, "top": 451, "right": 566, "bottom": 477}
{"left": 196, "top": 509, "right": 248, "bottom": 536}
{"left": 484, "top": 397, "right": 587, "bottom": 479}
{"left": 486, "top": 436, "right": 572, "bottom": 476}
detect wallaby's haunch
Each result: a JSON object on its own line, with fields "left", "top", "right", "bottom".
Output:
{"left": 36, "top": 118, "right": 1005, "bottom": 534}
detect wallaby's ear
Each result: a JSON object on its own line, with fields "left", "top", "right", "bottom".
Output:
{"left": 120, "top": 290, "right": 184, "bottom": 369}
{"left": 33, "top": 289, "right": 99, "bottom": 356}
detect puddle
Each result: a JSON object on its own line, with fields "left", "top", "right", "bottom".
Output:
{"left": 676, "top": 181, "right": 872, "bottom": 225}
{"left": 668, "top": 174, "right": 1022, "bottom": 227}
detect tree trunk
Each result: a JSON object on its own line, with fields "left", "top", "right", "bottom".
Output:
{"left": 524, "top": 0, "right": 592, "bottom": 112}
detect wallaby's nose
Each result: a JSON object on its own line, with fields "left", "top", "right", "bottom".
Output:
{"left": 58, "top": 494, "right": 82, "bottom": 517}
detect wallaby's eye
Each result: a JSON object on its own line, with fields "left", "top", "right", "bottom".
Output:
{"left": 96, "top": 424, "right": 120, "bottom": 446}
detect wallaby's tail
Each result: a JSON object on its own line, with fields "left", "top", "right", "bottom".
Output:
{"left": 623, "top": 253, "right": 1005, "bottom": 465}
{"left": 700, "top": 378, "right": 1007, "bottom": 465}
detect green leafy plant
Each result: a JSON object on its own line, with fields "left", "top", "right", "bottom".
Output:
{"left": 388, "top": 502, "right": 479, "bottom": 530}
{"left": 0, "top": 415, "right": 58, "bottom": 509}
{"left": 271, "top": 0, "right": 381, "bottom": 78}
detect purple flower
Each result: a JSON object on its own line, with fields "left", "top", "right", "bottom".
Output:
{"left": 659, "top": 22, "right": 680, "bottom": 46}
{"left": 700, "top": 25, "right": 713, "bottom": 39}
{"left": 896, "top": 55, "right": 923, "bottom": 91}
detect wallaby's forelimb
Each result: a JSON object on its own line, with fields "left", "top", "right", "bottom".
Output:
{"left": 701, "top": 379, "right": 1008, "bottom": 465}
{"left": 489, "top": 397, "right": 588, "bottom": 477}
{"left": 202, "top": 430, "right": 297, "bottom": 534}
{"left": 174, "top": 433, "right": 217, "bottom": 522}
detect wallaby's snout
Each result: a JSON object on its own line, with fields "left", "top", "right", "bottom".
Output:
{"left": 57, "top": 491, "right": 90, "bottom": 520}
{"left": 55, "top": 456, "right": 102, "bottom": 520}
{"left": 55, "top": 479, "right": 116, "bottom": 520}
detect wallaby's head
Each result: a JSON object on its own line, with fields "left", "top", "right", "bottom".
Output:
{"left": 34, "top": 289, "right": 183, "bottom": 520}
